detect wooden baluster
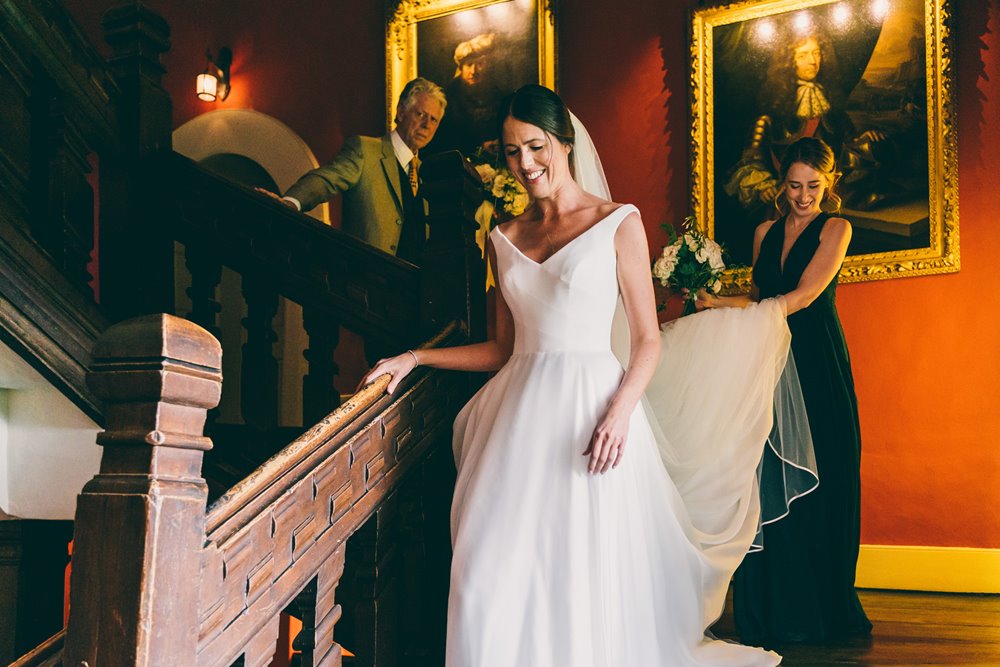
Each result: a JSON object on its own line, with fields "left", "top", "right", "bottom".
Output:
{"left": 63, "top": 314, "right": 221, "bottom": 666}
{"left": 313, "top": 546, "right": 347, "bottom": 666}
{"left": 184, "top": 243, "right": 224, "bottom": 427}
{"left": 338, "top": 494, "right": 402, "bottom": 667}
{"left": 289, "top": 546, "right": 346, "bottom": 667}
{"left": 241, "top": 616, "right": 282, "bottom": 667}
{"left": 185, "top": 243, "right": 224, "bottom": 341}
{"left": 302, "top": 305, "right": 341, "bottom": 425}
{"left": 241, "top": 273, "right": 280, "bottom": 431}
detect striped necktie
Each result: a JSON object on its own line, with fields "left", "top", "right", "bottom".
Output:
{"left": 408, "top": 157, "right": 419, "bottom": 195}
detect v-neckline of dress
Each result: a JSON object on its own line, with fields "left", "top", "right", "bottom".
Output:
{"left": 779, "top": 212, "right": 824, "bottom": 274}
{"left": 494, "top": 205, "right": 628, "bottom": 267}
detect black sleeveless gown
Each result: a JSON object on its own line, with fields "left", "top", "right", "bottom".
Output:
{"left": 734, "top": 212, "right": 872, "bottom": 644}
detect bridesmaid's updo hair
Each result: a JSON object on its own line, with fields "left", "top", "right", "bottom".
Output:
{"left": 498, "top": 84, "right": 575, "bottom": 148}
{"left": 776, "top": 136, "right": 843, "bottom": 214}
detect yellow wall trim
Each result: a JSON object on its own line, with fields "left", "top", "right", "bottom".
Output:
{"left": 856, "top": 545, "right": 1000, "bottom": 593}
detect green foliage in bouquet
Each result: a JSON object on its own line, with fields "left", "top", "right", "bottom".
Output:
{"left": 652, "top": 217, "right": 727, "bottom": 315}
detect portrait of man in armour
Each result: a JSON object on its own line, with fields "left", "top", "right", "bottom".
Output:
{"left": 710, "top": 0, "right": 930, "bottom": 265}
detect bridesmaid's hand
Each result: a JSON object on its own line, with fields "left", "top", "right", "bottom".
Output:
{"left": 584, "top": 410, "right": 629, "bottom": 474}
{"left": 681, "top": 287, "right": 720, "bottom": 311}
{"left": 358, "top": 351, "right": 418, "bottom": 395}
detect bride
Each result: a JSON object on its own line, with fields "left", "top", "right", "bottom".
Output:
{"left": 363, "top": 84, "right": 812, "bottom": 666}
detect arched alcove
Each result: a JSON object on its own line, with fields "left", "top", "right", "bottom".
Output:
{"left": 172, "top": 110, "right": 327, "bottom": 427}
{"left": 198, "top": 153, "right": 280, "bottom": 192}
{"left": 173, "top": 108, "right": 329, "bottom": 224}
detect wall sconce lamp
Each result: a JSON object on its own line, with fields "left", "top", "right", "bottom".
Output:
{"left": 196, "top": 47, "right": 232, "bottom": 102}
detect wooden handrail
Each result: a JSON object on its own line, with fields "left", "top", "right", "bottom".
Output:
{"left": 205, "top": 321, "right": 464, "bottom": 542}
{"left": 8, "top": 629, "right": 64, "bottom": 667}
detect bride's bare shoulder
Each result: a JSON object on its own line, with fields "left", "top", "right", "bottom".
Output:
{"left": 594, "top": 199, "right": 629, "bottom": 220}
{"left": 497, "top": 209, "right": 539, "bottom": 237}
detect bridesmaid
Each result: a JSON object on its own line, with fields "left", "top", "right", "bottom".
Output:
{"left": 696, "top": 136, "right": 872, "bottom": 644}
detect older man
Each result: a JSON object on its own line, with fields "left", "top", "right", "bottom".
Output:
{"left": 264, "top": 77, "right": 446, "bottom": 262}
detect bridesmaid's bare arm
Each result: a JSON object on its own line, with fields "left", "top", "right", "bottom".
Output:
{"left": 779, "top": 216, "right": 851, "bottom": 315}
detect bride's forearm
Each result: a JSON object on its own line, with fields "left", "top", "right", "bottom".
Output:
{"left": 607, "top": 332, "right": 660, "bottom": 416}
{"left": 411, "top": 340, "right": 511, "bottom": 373}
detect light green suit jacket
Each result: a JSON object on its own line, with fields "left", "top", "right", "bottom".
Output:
{"left": 285, "top": 134, "right": 410, "bottom": 255}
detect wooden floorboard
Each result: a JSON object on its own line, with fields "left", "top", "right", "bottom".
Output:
{"left": 712, "top": 589, "right": 1000, "bottom": 666}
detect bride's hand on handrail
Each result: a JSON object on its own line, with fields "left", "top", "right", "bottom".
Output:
{"left": 358, "top": 350, "right": 419, "bottom": 395}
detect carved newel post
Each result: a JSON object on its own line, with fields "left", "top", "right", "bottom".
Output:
{"left": 64, "top": 314, "right": 222, "bottom": 666}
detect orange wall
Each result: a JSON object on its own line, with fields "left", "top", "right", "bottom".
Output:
{"left": 840, "top": 2, "right": 1000, "bottom": 548}
{"left": 64, "top": 0, "right": 1000, "bottom": 548}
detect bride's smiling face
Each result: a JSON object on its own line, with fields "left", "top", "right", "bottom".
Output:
{"left": 502, "top": 116, "right": 573, "bottom": 200}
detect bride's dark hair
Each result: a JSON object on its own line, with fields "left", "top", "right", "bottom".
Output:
{"left": 497, "top": 84, "right": 575, "bottom": 147}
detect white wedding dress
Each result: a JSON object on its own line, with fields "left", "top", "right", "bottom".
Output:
{"left": 446, "top": 203, "right": 788, "bottom": 666}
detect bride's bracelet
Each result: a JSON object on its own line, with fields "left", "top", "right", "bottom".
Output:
{"left": 406, "top": 349, "right": 419, "bottom": 367}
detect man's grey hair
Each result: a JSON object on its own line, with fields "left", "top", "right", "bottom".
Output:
{"left": 397, "top": 77, "right": 447, "bottom": 115}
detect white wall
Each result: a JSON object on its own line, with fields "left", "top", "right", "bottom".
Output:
{"left": 0, "top": 342, "right": 101, "bottom": 520}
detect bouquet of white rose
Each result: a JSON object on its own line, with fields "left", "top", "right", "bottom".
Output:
{"left": 652, "top": 218, "right": 726, "bottom": 315}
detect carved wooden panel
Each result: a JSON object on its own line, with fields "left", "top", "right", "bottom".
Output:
{"left": 196, "top": 362, "right": 469, "bottom": 667}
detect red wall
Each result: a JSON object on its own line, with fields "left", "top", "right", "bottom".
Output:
{"left": 64, "top": 1, "right": 1000, "bottom": 548}
{"left": 63, "top": 0, "right": 387, "bottom": 170}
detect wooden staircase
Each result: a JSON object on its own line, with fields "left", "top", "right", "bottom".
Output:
{"left": 2, "top": 1, "right": 488, "bottom": 664}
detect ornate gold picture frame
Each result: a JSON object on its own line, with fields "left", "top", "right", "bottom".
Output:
{"left": 690, "top": 0, "right": 958, "bottom": 288}
{"left": 386, "top": 0, "right": 557, "bottom": 156}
